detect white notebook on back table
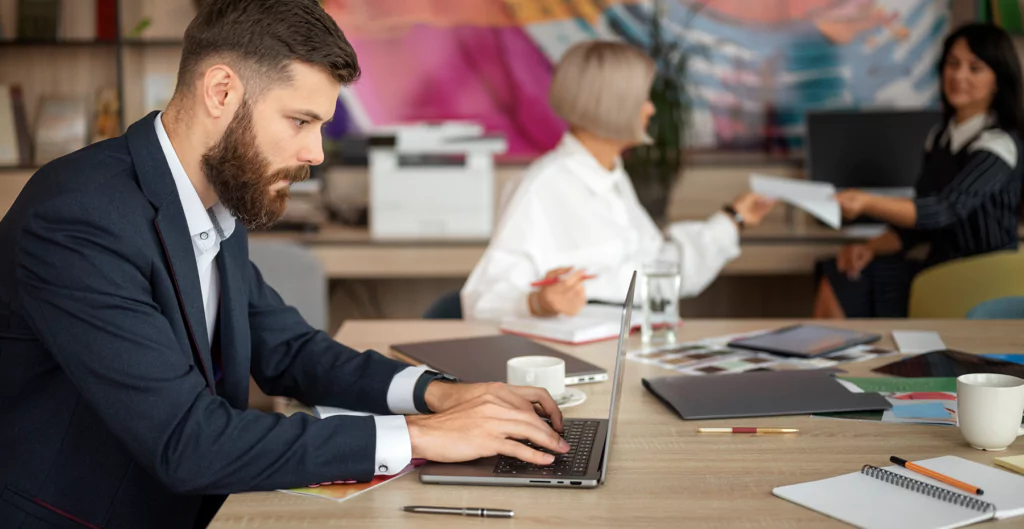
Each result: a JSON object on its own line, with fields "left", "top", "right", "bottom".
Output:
{"left": 773, "top": 456, "right": 1024, "bottom": 529}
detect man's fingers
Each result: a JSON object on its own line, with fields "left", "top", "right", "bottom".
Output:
{"left": 499, "top": 419, "right": 567, "bottom": 455}
{"left": 513, "top": 386, "right": 564, "bottom": 432}
{"left": 484, "top": 387, "right": 537, "bottom": 415}
{"left": 478, "top": 401, "right": 553, "bottom": 438}
{"left": 509, "top": 386, "right": 564, "bottom": 432}
{"left": 473, "top": 393, "right": 521, "bottom": 414}
{"left": 496, "top": 439, "right": 555, "bottom": 466}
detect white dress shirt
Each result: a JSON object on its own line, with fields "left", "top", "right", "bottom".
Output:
{"left": 461, "top": 132, "right": 741, "bottom": 322}
{"left": 155, "top": 114, "right": 422, "bottom": 476}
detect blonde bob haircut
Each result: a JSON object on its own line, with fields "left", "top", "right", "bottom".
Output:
{"left": 548, "top": 40, "right": 656, "bottom": 143}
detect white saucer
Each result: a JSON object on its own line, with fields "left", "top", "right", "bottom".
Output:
{"left": 555, "top": 387, "right": 587, "bottom": 408}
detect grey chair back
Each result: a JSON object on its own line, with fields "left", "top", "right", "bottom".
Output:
{"left": 248, "top": 239, "right": 327, "bottom": 331}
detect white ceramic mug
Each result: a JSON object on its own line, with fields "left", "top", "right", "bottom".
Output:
{"left": 957, "top": 373, "right": 1024, "bottom": 451}
{"left": 507, "top": 356, "right": 565, "bottom": 401}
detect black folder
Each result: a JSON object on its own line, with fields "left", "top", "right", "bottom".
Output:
{"left": 643, "top": 369, "right": 892, "bottom": 420}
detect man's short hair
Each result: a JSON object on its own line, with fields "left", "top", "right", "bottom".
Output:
{"left": 548, "top": 41, "right": 656, "bottom": 142}
{"left": 175, "top": 0, "right": 359, "bottom": 99}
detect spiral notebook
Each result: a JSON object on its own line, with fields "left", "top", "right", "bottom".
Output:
{"left": 773, "top": 456, "right": 1024, "bottom": 529}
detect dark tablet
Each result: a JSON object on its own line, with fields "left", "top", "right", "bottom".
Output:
{"left": 872, "top": 349, "right": 1024, "bottom": 378}
{"left": 728, "top": 324, "right": 881, "bottom": 358}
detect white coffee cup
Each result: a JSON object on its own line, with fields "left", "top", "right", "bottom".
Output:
{"left": 957, "top": 373, "right": 1024, "bottom": 451}
{"left": 507, "top": 356, "right": 565, "bottom": 401}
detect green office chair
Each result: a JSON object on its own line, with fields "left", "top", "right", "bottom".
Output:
{"left": 907, "top": 250, "right": 1024, "bottom": 318}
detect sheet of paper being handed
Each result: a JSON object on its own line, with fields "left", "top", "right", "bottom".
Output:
{"left": 749, "top": 173, "right": 841, "bottom": 229}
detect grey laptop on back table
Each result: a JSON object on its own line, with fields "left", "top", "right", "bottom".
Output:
{"left": 419, "top": 272, "right": 636, "bottom": 489}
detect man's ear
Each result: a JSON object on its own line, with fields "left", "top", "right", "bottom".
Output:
{"left": 202, "top": 64, "right": 244, "bottom": 119}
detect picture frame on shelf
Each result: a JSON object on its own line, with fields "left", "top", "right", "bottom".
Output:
{"left": 34, "top": 96, "right": 87, "bottom": 165}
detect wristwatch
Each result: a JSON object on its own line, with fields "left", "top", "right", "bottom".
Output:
{"left": 722, "top": 204, "right": 745, "bottom": 230}
{"left": 413, "top": 370, "right": 459, "bottom": 414}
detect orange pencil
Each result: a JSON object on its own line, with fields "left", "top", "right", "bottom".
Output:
{"left": 890, "top": 456, "right": 984, "bottom": 495}
{"left": 530, "top": 274, "right": 596, "bottom": 288}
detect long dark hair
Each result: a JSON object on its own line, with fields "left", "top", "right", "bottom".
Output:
{"left": 938, "top": 23, "right": 1024, "bottom": 138}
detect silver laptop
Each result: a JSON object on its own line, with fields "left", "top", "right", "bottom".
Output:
{"left": 419, "top": 272, "right": 635, "bottom": 488}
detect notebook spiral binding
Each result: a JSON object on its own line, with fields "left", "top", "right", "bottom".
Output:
{"left": 860, "top": 465, "right": 996, "bottom": 513}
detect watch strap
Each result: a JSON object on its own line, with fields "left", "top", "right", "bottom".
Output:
{"left": 412, "top": 370, "right": 458, "bottom": 413}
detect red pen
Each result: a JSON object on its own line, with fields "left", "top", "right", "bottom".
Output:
{"left": 530, "top": 274, "right": 596, "bottom": 288}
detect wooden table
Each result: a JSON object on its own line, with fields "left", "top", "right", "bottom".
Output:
{"left": 250, "top": 220, "right": 875, "bottom": 279}
{"left": 211, "top": 320, "right": 1024, "bottom": 528}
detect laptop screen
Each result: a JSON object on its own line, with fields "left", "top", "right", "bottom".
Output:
{"left": 598, "top": 271, "right": 635, "bottom": 484}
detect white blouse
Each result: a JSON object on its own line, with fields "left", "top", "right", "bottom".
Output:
{"left": 461, "top": 133, "right": 741, "bottom": 322}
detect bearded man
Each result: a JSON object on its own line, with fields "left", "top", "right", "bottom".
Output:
{"left": 0, "top": 2, "right": 566, "bottom": 527}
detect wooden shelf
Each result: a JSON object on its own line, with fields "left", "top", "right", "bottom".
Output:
{"left": 120, "top": 38, "right": 184, "bottom": 47}
{"left": 0, "top": 166, "right": 39, "bottom": 173}
{"left": 0, "top": 39, "right": 184, "bottom": 48}
{"left": 0, "top": 39, "right": 119, "bottom": 48}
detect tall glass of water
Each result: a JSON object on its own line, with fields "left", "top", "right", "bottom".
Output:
{"left": 640, "top": 240, "right": 682, "bottom": 345}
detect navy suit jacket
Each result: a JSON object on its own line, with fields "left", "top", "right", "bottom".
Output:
{"left": 0, "top": 113, "right": 411, "bottom": 528}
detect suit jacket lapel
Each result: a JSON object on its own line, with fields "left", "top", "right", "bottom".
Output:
{"left": 154, "top": 209, "right": 216, "bottom": 393}
{"left": 126, "top": 112, "right": 216, "bottom": 393}
{"left": 215, "top": 233, "right": 251, "bottom": 407}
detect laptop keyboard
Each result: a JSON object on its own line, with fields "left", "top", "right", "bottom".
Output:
{"left": 494, "top": 420, "right": 600, "bottom": 477}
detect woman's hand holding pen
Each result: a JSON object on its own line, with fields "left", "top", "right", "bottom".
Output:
{"left": 528, "top": 267, "right": 589, "bottom": 317}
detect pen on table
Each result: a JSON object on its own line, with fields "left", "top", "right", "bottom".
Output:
{"left": 531, "top": 274, "right": 596, "bottom": 288}
{"left": 697, "top": 427, "right": 799, "bottom": 434}
{"left": 889, "top": 456, "right": 984, "bottom": 495}
{"left": 403, "top": 506, "right": 514, "bottom": 518}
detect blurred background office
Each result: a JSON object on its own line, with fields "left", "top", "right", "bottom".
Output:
{"left": 2, "top": 0, "right": 1023, "bottom": 336}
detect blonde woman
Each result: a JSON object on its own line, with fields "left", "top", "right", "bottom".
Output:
{"left": 461, "top": 41, "right": 776, "bottom": 322}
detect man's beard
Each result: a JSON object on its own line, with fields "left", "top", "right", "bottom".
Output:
{"left": 201, "top": 101, "right": 309, "bottom": 231}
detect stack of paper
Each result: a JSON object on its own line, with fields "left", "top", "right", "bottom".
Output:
{"left": 750, "top": 173, "right": 841, "bottom": 229}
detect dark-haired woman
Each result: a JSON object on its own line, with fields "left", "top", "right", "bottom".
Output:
{"left": 815, "top": 23, "right": 1024, "bottom": 318}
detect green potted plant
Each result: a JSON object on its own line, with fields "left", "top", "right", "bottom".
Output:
{"left": 624, "top": 0, "right": 704, "bottom": 226}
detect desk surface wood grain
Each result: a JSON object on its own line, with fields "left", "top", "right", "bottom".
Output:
{"left": 211, "top": 319, "right": 1024, "bottom": 528}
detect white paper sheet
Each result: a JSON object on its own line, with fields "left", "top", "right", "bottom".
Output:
{"left": 891, "top": 331, "right": 946, "bottom": 354}
{"left": 750, "top": 173, "right": 841, "bottom": 229}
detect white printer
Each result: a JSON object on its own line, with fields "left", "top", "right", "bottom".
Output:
{"left": 367, "top": 122, "right": 507, "bottom": 240}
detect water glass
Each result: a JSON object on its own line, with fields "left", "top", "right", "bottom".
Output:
{"left": 641, "top": 243, "right": 681, "bottom": 345}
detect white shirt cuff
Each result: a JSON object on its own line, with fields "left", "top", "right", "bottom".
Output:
{"left": 372, "top": 415, "right": 412, "bottom": 476}
{"left": 386, "top": 365, "right": 430, "bottom": 415}
{"left": 707, "top": 211, "right": 741, "bottom": 250}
